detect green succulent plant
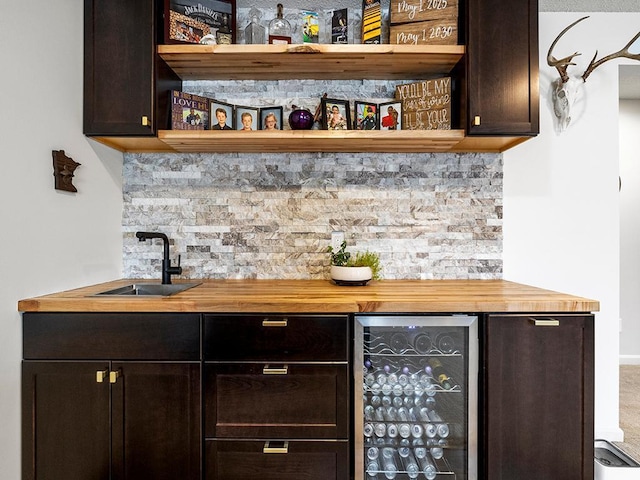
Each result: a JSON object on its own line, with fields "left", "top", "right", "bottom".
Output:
{"left": 327, "top": 240, "right": 382, "bottom": 281}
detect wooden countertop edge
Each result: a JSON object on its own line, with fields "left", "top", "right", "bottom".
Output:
{"left": 17, "top": 279, "right": 600, "bottom": 313}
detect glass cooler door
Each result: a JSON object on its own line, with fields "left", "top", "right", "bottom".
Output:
{"left": 354, "top": 315, "right": 478, "bottom": 480}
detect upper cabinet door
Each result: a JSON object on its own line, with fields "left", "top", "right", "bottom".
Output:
{"left": 84, "top": 0, "right": 158, "bottom": 136}
{"left": 466, "top": 0, "right": 539, "bottom": 136}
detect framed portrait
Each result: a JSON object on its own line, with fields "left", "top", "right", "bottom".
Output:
{"left": 321, "top": 98, "right": 351, "bottom": 130}
{"left": 235, "top": 106, "right": 260, "bottom": 131}
{"left": 379, "top": 101, "right": 402, "bottom": 130}
{"left": 210, "top": 100, "right": 235, "bottom": 130}
{"left": 354, "top": 101, "right": 379, "bottom": 130}
{"left": 260, "top": 106, "right": 284, "bottom": 131}
{"left": 165, "top": 0, "right": 236, "bottom": 44}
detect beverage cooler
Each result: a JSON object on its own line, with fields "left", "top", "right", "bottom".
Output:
{"left": 354, "top": 315, "right": 478, "bottom": 480}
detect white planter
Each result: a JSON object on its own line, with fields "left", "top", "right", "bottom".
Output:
{"left": 330, "top": 265, "right": 373, "bottom": 286}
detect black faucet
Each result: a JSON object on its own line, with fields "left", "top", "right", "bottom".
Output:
{"left": 135, "top": 231, "right": 182, "bottom": 284}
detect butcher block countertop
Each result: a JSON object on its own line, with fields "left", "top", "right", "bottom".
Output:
{"left": 17, "top": 279, "right": 599, "bottom": 314}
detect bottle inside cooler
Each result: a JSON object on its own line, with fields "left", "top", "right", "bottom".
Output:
{"left": 357, "top": 316, "right": 477, "bottom": 480}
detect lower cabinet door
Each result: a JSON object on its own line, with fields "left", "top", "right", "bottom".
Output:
{"left": 111, "top": 362, "right": 201, "bottom": 480}
{"left": 481, "top": 314, "right": 594, "bottom": 480}
{"left": 22, "top": 361, "right": 111, "bottom": 480}
{"left": 205, "top": 363, "right": 349, "bottom": 439}
{"left": 205, "top": 440, "right": 349, "bottom": 480}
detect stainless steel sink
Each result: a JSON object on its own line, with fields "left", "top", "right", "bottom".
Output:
{"left": 93, "top": 282, "right": 201, "bottom": 297}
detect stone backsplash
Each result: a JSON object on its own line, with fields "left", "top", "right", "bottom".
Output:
{"left": 123, "top": 151, "right": 503, "bottom": 280}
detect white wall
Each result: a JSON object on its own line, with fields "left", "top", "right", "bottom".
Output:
{"left": 0, "top": 1, "right": 124, "bottom": 477}
{"left": 504, "top": 12, "right": 638, "bottom": 440}
{"left": 619, "top": 99, "right": 640, "bottom": 363}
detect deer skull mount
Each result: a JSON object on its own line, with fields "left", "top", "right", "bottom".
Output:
{"left": 548, "top": 16, "right": 640, "bottom": 132}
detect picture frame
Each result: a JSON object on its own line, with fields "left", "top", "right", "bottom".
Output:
{"left": 321, "top": 98, "right": 351, "bottom": 130}
{"left": 165, "top": 0, "right": 236, "bottom": 44}
{"left": 379, "top": 101, "right": 402, "bottom": 130}
{"left": 331, "top": 8, "right": 348, "bottom": 44}
{"left": 210, "top": 100, "right": 235, "bottom": 130}
{"left": 354, "top": 101, "right": 379, "bottom": 130}
{"left": 260, "top": 106, "right": 284, "bottom": 130}
{"left": 235, "top": 105, "right": 260, "bottom": 131}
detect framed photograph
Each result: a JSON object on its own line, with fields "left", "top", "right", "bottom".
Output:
{"left": 165, "top": 0, "right": 236, "bottom": 44}
{"left": 354, "top": 101, "right": 379, "bottom": 130}
{"left": 260, "top": 106, "right": 284, "bottom": 130}
{"left": 210, "top": 100, "right": 234, "bottom": 130}
{"left": 167, "top": 11, "right": 210, "bottom": 44}
{"left": 302, "top": 11, "right": 319, "bottom": 44}
{"left": 379, "top": 101, "right": 402, "bottom": 130}
{"left": 331, "top": 8, "right": 348, "bottom": 44}
{"left": 171, "top": 90, "right": 210, "bottom": 130}
{"left": 322, "top": 98, "right": 351, "bottom": 130}
{"left": 235, "top": 106, "right": 259, "bottom": 131}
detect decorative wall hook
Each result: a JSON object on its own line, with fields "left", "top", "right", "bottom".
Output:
{"left": 52, "top": 150, "right": 81, "bottom": 192}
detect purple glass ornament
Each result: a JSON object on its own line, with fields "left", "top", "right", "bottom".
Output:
{"left": 289, "top": 105, "right": 315, "bottom": 130}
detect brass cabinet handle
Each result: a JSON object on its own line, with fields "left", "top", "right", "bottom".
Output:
{"left": 474, "top": 115, "right": 481, "bottom": 126}
{"left": 263, "top": 365, "right": 288, "bottom": 375}
{"left": 262, "top": 318, "right": 288, "bottom": 327}
{"left": 109, "top": 370, "right": 121, "bottom": 383}
{"left": 263, "top": 441, "right": 289, "bottom": 454}
{"left": 529, "top": 317, "right": 560, "bottom": 327}
{"left": 96, "top": 370, "right": 108, "bottom": 383}
{"left": 141, "top": 116, "right": 150, "bottom": 127}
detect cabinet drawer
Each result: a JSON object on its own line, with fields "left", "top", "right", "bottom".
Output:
{"left": 203, "top": 314, "right": 349, "bottom": 362}
{"left": 204, "top": 363, "right": 349, "bottom": 439}
{"left": 205, "top": 439, "right": 349, "bottom": 480}
{"left": 23, "top": 313, "right": 200, "bottom": 360}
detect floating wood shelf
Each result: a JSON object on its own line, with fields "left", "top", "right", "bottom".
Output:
{"left": 157, "top": 43, "right": 465, "bottom": 80}
{"left": 88, "top": 44, "right": 533, "bottom": 154}
{"left": 91, "top": 130, "right": 531, "bottom": 154}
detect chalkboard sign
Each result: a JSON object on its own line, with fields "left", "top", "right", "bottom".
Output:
{"left": 390, "top": 19, "right": 457, "bottom": 45}
{"left": 395, "top": 78, "right": 451, "bottom": 130}
{"left": 390, "top": 0, "right": 458, "bottom": 26}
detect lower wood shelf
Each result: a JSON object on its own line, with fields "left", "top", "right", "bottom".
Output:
{"left": 89, "top": 130, "right": 532, "bottom": 154}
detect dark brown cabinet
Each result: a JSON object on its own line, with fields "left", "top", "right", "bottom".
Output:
{"left": 83, "top": 0, "right": 180, "bottom": 136}
{"left": 22, "top": 313, "right": 201, "bottom": 480}
{"left": 480, "top": 314, "right": 594, "bottom": 480}
{"left": 465, "top": 0, "right": 539, "bottom": 136}
{"left": 202, "top": 314, "right": 351, "bottom": 480}
{"left": 83, "top": 0, "right": 539, "bottom": 153}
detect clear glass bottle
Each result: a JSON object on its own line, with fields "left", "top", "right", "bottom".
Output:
{"left": 268, "top": 3, "right": 292, "bottom": 44}
{"left": 244, "top": 8, "right": 265, "bottom": 44}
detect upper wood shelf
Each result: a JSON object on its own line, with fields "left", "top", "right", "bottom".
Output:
{"left": 157, "top": 43, "right": 465, "bottom": 80}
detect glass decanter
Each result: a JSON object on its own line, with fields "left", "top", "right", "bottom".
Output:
{"left": 268, "top": 3, "right": 292, "bottom": 44}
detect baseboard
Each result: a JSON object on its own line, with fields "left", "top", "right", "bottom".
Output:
{"left": 620, "top": 355, "right": 640, "bottom": 365}
{"left": 597, "top": 426, "right": 625, "bottom": 442}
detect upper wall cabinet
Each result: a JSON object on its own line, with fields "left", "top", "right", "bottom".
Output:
{"left": 465, "top": 0, "right": 539, "bottom": 136}
{"left": 83, "top": 0, "right": 539, "bottom": 154}
{"left": 83, "top": 0, "right": 180, "bottom": 136}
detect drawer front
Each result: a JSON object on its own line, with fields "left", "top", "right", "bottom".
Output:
{"left": 203, "top": 314, "right": 349, "bottom": 362}
{"left": 23, "top": 312, "right": 200, "bottom": 360}
{"left": 204, "top": 363, "right": 349, "bottom": 439}
{"left": 205, "top": 439, "right": 349, "bottom": 480}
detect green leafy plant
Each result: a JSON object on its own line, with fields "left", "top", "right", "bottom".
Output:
{"left": 327, "top": 241, "right": 382, "bottom": 280}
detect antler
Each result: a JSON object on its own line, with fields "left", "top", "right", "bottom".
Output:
{"left": 547, "top": 16, "right": 589, "bottom": 83}
{"left": 582, "top": 30, "right": 640, "bottom": 81}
